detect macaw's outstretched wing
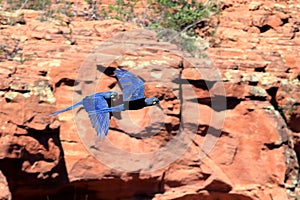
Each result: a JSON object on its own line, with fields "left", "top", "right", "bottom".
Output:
{"left": 83, "top": 94, "right": 110, "bottom": 139}
{"left": 115, "top": 68, "right": 145, "bottom": 101}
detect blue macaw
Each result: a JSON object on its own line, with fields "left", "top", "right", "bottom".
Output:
{"left": 49, "top": 92, "right": 118, "bottom": 116}
{"left": 98, "top": 68, "right": 160, "bottom": 112}
{"left": 88, "top": 68, "right": 160, "bottom": 139}
{"left": 50, "top": 68, "right": 160, "bottom": 139}
{"left": 49, "top": 91, "right": 118, "bottom": 138}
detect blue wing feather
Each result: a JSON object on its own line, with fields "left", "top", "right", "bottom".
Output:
{"left": 83, "top": 92, "right": 110, "bottom": 112}
{"left": 95, "top": 112, "right": 110, "bottom": 139}
{"left": 49, "top": 91, "right": 114, "bottom": 139}
{"left": 115, "top": 68, "right": 145, "bottom": 101}
{"left": 83, "top": 93, "right": 110, "bottom": 139}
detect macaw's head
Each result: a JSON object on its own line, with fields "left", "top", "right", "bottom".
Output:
{"left": 144, "top": 97, "right": 160, "bottom": 106}
{"left": 103, "top": 91, "right": 118, "bottom": 100}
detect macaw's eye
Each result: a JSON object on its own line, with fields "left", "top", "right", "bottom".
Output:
{"left": 111, "top": 93, "right": 117, "bottom": 98}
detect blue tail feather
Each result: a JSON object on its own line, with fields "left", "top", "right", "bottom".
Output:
{"left": 49, "top": 100, "right": 83, "bottom": 116}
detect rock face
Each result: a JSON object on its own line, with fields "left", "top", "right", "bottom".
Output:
{"left": 207, "top": 0, "right": 300, "bottom": 137}
{"left": 0, "top": 0, "right": 299, "bottom": 200}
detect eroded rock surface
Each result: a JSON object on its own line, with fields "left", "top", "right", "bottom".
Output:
{"left": 0, "top": 0, "right": 299, "bottom": 199}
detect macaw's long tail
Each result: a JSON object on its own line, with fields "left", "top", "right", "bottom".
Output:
{"left": 49, "top": 100, "right": 83, "bottom": 116}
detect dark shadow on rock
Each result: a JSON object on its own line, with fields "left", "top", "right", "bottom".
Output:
{"left": 175, "top": 192, "right": 253, "bottom": 200}
{"left": 172, "top": 78, "right": 217, "bottom": 90}
{"left": 266, "top": 86, "right": 288, "bottom": 123}
{"left": 96, "top": 65, "right": 116, "bottom": 76}
{"left": 55, "top": 78, "right": 76, "bottom": 88}
{"left": 10, "top": 176, "right": 163, "bottom": 200}
{"left": 188, "top": 96, "right": 242, "bottom": 111}
{"left": 245, "top": 95, "right": 267, "bottom": 101}
{"left": 197, "top": 124, "right": 229, "bottom": 137}
{"left": 0, "top": 127, "right": 70, "bottom": 200}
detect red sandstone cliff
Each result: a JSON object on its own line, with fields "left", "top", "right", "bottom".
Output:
{"left": 0, "top": 0, "right": 299, "bottom": 199}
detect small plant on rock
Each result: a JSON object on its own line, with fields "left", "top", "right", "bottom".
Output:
{"left": 0, "top": 36, "right": 26, "bottom": 63}
{"left": 107, "top": 0, "right": 137, "bottom": 22}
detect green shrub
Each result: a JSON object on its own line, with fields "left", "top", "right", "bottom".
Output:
{"left": 82, "top": 0, "right": 220, "bottom": 36}
{"left": 5, "top": 0, "right": 51, "bottom": 10}
{"left": 107, "top": 0, "right": 137, "bottom": 21}
{"left": 2, "top": 0, "right": 220, "bottom": 54}
{"left": 39, "top": 0, "right": 73, "bottom": 22}
{"left": 153, "top": 0, "right": 219, "bottom": 34}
